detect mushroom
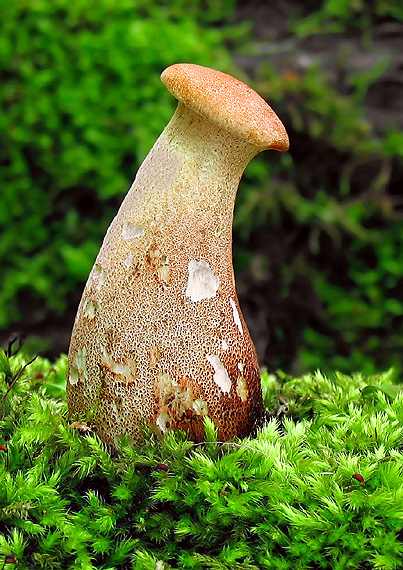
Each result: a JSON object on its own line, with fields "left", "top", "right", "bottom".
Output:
{"left": 67, "top": 63, "right": 289, "bottom": 447}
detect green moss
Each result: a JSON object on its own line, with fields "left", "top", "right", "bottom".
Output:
{"left": 1, "top": 352, "right": 403, "bottom": 569}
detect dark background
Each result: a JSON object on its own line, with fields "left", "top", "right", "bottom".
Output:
{"left": 1, "top": 0, "right": 403, "bottom": 378}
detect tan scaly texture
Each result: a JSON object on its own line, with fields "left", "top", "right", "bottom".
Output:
{"left": 67, "top": 63, "right": 289, "bottom": 447}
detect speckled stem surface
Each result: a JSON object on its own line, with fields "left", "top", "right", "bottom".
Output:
{"left": 67, "top": 65, "right": 288, "bottom": 447}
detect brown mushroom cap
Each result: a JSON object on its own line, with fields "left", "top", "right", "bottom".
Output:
{"left": 161, "top": 63, "right": 289, "bottom": 152}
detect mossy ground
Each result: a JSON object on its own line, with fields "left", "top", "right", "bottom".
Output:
{"left": 1, "top": 350, "right": 403, "bottom": 570}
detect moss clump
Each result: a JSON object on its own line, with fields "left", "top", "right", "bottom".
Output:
{"left": 1, "top": 351, "right": 403, "bottom": 569}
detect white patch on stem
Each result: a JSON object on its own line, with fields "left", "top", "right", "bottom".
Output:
{"left": 124, "top": 252, "right": 134, "bottom": 267}
{"left": 230, "top": 298, "right": 243, "bottom": 335}
{"left": 122, "top": 221, "right": 146, "bottom": 239}
{"left": 101, "top": 347, "right": 136, "bottom": 379}
{"left": 156, "top": 413, "right": 172, "bottom": 433}
{"left": 193, "top": 398, "right": 209, "bottom": 416}
{"left": 69, "top": 347, "right": 88, "bottom": 385}
{"left": 206, "top": 355, "right": 231, "bottom": 394}
{"left": 185, "top": 259, "right": 220, "bottom": 302}
{"left": 83, "top": 299, "right": 100, "bottom": 320}
{"left": 92, "top": 266, "right": 107, "bottom": 291}
{"left": 236, "top": 376, "right": 248, "bottom": 402}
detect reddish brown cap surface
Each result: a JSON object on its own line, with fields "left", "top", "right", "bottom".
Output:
{"left": 161, "top": 63, "right": 289, "bottom": 151}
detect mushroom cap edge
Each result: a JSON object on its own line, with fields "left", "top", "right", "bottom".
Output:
{"left": 161, "top": 63, "right": 289, "bottom": 152}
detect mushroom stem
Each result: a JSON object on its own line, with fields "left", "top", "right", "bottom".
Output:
{"left": 120, "top": 102, "right": 257, "bottom": 245}
{"left": 67, "top": 64, "right": 289, "bottom": 447}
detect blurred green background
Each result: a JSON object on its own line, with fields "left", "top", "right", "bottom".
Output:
{"left": 1, "top": 0, "right": 403, "bottom": 378}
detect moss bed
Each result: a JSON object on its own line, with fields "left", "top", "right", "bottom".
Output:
{"left": 1, "top": 349, "right": 403, "bottom": 569}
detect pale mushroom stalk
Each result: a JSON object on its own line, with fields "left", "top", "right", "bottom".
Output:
{"left": 67, "top": 64, "right": 289, "bottom": 447}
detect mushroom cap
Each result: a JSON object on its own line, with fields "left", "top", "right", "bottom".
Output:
{"left": 161, "top": 63, "right": 289, "bottom": 152}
